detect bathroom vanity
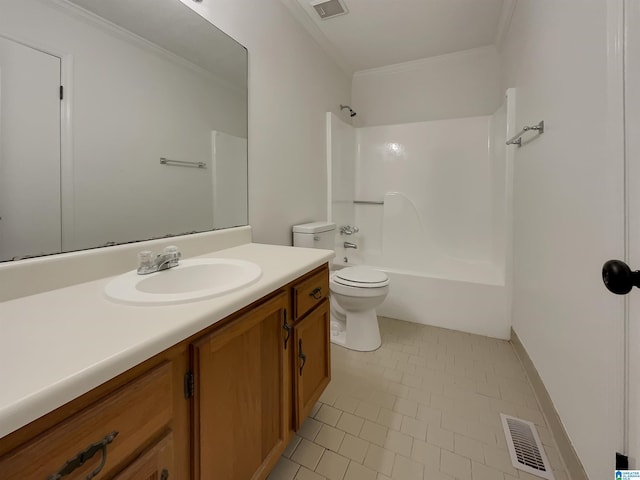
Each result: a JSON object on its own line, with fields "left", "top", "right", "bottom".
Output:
{"left": 0, "top": 241, "right": 332, "bottom": 479}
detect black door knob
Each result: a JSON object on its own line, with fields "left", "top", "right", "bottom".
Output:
{"left": 602, "top": 259, "right": 640, "bottom": 295}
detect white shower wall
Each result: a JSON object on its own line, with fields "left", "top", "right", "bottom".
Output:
{"left": 327, "top": 108, "right": 511, "bottom": 339}
{"left": 355, "top": 116, "right": 498, "bottom": 272}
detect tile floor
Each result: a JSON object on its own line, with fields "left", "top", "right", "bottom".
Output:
{"left": 268, "top": 316, "right": 569, "bottom": 480}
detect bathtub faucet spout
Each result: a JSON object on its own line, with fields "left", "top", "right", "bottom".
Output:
{"left": 343, "top": 242, "right": 358, "bottom": 250}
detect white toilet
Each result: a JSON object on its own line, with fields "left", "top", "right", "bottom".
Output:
{"left": 292, "top": 221, "right": 389, "bottom": 352}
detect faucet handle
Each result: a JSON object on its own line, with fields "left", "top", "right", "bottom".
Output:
{"left": 137, "top": 250, "right": 155, "bottom": 273}
{"left": 163, "top": 245, "right": 181, "bottom": 257}
{"left": 163, "top": 245, "right": 181, "bottom": 267}
{"left": 340, "top": 225, "right": 359, "bottom": 235}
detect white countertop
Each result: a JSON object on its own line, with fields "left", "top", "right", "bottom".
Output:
{"left": 0, "top": 243, "right": 333, "bottom": 438}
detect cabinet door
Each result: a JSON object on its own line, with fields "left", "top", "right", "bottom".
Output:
{"left": 113, "top": 431, "right": 173, "bottom": 480}
{"left": 293, "top": 299, "right": 331, "bottom": 429}
{"left": 191, "top": 293, "right": 288, "bottom": 480}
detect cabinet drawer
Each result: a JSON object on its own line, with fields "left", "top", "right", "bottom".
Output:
{"left": 293, "top": 267, "right": 329, "bottom": 320}
{"left": 0, "top": 362, "right": 173, "bottom": 480}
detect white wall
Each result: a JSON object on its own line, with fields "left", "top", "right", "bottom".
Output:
{"left": 502, "top": 1, "right": 624, "bottom": 478}
{"left": 181, "top": 0, "right": 351, "bottom": 246}
{"left": 351, "top": 46, "right": 502, "bottom": 127}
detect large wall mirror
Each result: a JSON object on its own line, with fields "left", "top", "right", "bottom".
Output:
{"left": 0, "top": 0, "right": 248, "bottom": 262}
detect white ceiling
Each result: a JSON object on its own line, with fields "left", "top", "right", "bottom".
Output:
{"left": 280, "top": 0, "right": 510, "bottom": 74}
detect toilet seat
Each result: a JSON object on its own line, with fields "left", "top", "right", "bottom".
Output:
{"left": 332, "top": 266, "right": 389, "bottom": 288}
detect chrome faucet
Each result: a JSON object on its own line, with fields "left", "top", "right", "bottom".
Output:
{"left": 137, "top": 246, "right": 181, "bottom": 275}
{"left": 343, "top": 242, "right": 358, "bottom": 250}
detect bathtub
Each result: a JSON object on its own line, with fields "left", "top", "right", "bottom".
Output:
{"left": 333, "top": 252, "right": 510, "bottom": 340}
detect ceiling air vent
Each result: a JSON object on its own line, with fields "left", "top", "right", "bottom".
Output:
{"left": 310, "top": 0, "right": 348, "bottom": 20}
{"left": 500, "top": 414, "right": 555, "bottom": 480}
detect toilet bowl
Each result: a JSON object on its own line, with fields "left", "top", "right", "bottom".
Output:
{"left": 292, "top": 221, "right": 390, "bottom": 352}
{"left": 329, "top": 266, "right": 389, "bottom": 352}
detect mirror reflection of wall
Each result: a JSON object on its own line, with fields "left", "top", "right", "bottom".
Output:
{"left": 0, "top": 0, "right": 248, "bottom": 262}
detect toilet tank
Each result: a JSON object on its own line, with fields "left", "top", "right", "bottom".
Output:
{"left": 292, "top": 222, "right": 336, "bottom": 249}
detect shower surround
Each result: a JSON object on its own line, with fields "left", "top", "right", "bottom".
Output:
{"left": 327, "top": 97, "right": 512, "bottom": 338}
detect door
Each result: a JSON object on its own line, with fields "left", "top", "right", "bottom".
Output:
{"left": 603, "top": 0, "right": 640, "bottom": 469}
{"left": 293, "top": 299, "right": 330, "bottom": 429}
{"left": 0, "top": 36, "right": 61, "bottom": 261}
{"left": 625, "top": 0, "right": 640, "bottom": 467}
{"left": 190, "top": 293, "right": 288, "bottom": 480}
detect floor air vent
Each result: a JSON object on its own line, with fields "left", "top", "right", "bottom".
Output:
{"left": 500, "top": 414, "right": 555, "bottom": 480}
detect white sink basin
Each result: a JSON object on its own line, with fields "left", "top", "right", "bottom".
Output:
{"left": 104, "top": 258, "right": 262, "bottom": 306}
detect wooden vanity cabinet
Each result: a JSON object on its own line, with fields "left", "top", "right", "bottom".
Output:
{"left": 0, "top": 357, "right": 185, "bottom": 480}
{"left": 287, "top": 265, "right": 331, "bottom": 431}
{"left": 0, "top": 264, "right": 331, "bottom": 480}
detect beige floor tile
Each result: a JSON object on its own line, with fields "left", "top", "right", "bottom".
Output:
{"left": 337, "top": 412, "right": 365, "bottom": 436}
{"left": 295, "top": 467, "right": 327, "bottom": 480}
{"left": 453, "top": 433, "right": 484, "bottom": 463}
{"left": 470, "top": 461, "right": 505, "bottom": 480}
{"left": 268, "top": 457, "right": 301, "bottom": 480}
{"left": 355, "top": 401, "right": 381, "bottom": 422}
{"left": 283, "top": 435, "right": 303, "bottom": 457}
{"left": 483, "top": 444, "right": 519, "bottom": 477}
{"left": 320, "top": 386, "right": 341, "bottom": 406}
{"left": 402, "top": 373, "right": 423, "bottom": 388}
{"left": 377, "top": 408, "right": 403, "bottom": 431}
{"left": 416, "top": 403, "right": 442, "bottom": 425}
{"left": 369, "top": 390, "right": 397, "bottom": 410}
{"left": 440, "top": 448, "right": 472, "bottom": 480}
{"left": 406, "top": 387, "right": 431, "bottom": 407}
{"left": 359, "top": 420, "right": 388, "bottom": 447}
{"left": 394, "top": 397, "right": 419, "bottom": 417}
{"left": 299, "top": 417, "right": 324, "bottom": 441}
{"left": 384, "top": 429, "right": 413, "bottom": 457}
{"left": 274, "top": 318, "right": 569, "bottom": 480}
{"left": 400, "top": 416, "right": 428, "bottom": 441}
{"left": 391, "top": 455, "right": 424, "bottom": 480}
{"left": 315, "top": 451, "right": 350, "bottom": 480}
{"left": 335, "top": 395, "right": 361, "bottom": 414}
{"left": 292, "top": 439, "right": 325, "bottom": 471}
{"left": 426, "top": 425, "right": 454, "bottom": 451}
{"left": 411, "top": 439, "right": 440, "bottom": 468}
{"left": 465, "top": 419, "right": 498, "bottom": 446}
{"left": 316, "top": 404, "right": 343, "bottom": 427}
{"left": 344, "top": 460, "right": 377, "bottom": 480}
{"left": 364, "top": 444, "right": 396, "bottom": 476}
{"left": 441, "top": 412, "right": 468, "bottom": 436}
{"left": 316, "top": 424, "right": 346, "bottom": 452}
{"left": 339, "top": 434, "right": 370, "bottom": 463}
{"left": 311, "top": 402, "right": 323, "bottom": 418}
{"left": 423, "top": 467, "right": 455, "bottom": 480}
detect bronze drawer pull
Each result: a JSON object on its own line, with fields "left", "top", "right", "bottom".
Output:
{"left": 48, "top": 431, "right": 118, "bottom": 479}
{"left": 309, "top": 287, "right": 322, "bottom": 300}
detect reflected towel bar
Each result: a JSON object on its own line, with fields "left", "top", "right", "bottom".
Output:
{"left": 353, "top": 200, "right": 384, "bottom": 205}
{"left": 160, "top": 157, "right": 207, "bottom": 168}
{"left": 506, "top": 121, "right": 544, "bottom": 147}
